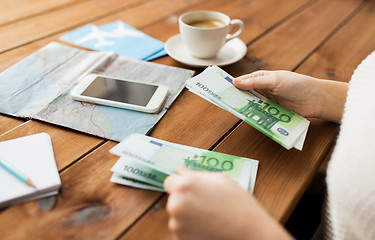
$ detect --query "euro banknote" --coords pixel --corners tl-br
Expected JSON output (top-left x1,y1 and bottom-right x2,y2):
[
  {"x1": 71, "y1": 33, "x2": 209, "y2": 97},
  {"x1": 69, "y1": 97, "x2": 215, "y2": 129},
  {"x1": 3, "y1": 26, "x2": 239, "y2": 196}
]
[
  {"x1": 111, "y1": 156, "x2": 167, "y2": 188},
  {"x1": 110, "y1": 134, "x2": 259, "y2": 193},
  {"x1": 110, "y1": 173, "x2": 164, "y2": 192},
  {"x1": 185, "y1": 66, "x2": 310, "y2": 150}
]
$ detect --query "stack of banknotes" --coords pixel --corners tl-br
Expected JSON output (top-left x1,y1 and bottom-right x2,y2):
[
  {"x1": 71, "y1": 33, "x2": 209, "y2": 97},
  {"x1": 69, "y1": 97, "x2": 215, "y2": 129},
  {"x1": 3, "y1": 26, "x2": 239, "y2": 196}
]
[
  {"x1": 109, "y1": 134, "x2": 259, "y2": 193},
  {"x1": 185, "y1": 66, "x2": 310, "y2": 150}
]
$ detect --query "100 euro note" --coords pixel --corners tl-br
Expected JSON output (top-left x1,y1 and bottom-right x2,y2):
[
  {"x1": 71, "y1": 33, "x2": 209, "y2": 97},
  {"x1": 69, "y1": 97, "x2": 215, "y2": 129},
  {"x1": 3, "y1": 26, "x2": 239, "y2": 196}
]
[
  {"x1": 110, "y1": 134, "x2": 259, "y2": 193},
  {"x1": 185, "y1": 66, "x2": 310, "y2": 150},
  {"x1": 111, "y1": 156, "x2": 167, "y2": 188},
  {"x1": 110, "y1": 173, "x2": 164, "y2": 192}
]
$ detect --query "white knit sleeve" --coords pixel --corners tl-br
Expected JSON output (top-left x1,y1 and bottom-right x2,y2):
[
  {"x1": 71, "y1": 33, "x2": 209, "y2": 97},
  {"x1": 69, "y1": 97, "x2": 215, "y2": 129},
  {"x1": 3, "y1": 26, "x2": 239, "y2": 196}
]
[{"x1": 325, "y1": 51, "x2": 375, "y2": 240}]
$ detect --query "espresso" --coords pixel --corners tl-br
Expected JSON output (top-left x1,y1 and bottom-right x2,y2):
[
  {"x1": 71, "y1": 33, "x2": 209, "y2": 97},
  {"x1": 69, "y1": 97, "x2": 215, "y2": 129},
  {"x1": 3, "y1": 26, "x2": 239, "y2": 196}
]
[{"x1": 187, "y1": 19, "x2": 225, "y2": 28}]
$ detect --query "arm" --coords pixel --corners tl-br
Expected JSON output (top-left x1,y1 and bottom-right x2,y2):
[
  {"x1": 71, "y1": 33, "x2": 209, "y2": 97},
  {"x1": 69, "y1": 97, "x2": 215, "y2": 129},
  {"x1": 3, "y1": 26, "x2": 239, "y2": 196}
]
[
  {"x1": 233, "y1": 70, "x2": 348, "y2": 123},
  {"x1": 164, "y1": 166, "x2": 294, "y2": 240},
  {"x1": 164, "y1": 71, "x2": 348, "y2": 240}
]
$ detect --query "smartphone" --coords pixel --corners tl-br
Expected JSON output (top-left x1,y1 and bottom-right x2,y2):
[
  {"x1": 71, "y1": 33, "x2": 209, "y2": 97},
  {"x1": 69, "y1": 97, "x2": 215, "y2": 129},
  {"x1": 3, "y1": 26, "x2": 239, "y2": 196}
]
[{"x1": 71, "y1": 74, "x2": 169, "y2": 113}]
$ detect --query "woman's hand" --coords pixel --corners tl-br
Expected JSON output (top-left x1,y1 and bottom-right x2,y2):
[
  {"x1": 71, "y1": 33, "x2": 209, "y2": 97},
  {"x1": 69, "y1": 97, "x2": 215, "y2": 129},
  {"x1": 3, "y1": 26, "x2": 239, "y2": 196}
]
[
  {"x1": 233, "y1": 70, "x2": 348, "y2": 123},
  {"x1": 164, "y1": 166, "x2": 293, "y2": 240}
]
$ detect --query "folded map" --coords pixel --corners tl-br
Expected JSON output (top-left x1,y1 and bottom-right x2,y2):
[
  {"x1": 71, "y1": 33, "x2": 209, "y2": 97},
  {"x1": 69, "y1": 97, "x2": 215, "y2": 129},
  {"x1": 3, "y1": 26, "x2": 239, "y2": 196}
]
[{"x1": 0, "y1": 42, "x2": 192, "y2": 141}]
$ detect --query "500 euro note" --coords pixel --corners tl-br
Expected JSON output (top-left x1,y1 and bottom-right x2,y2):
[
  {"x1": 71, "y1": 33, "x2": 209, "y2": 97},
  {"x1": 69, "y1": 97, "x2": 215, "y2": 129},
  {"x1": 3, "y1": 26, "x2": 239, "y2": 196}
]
[{"x1": 185, "y1": 66, "x2": 310, "y2": 150}]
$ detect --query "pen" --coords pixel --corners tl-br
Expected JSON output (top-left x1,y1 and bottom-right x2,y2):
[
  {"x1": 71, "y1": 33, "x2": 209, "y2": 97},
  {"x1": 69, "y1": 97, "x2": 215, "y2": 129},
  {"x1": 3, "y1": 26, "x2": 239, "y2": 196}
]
[{"x1": 0, "y1": 156, "x2": 36, "y2": 188}]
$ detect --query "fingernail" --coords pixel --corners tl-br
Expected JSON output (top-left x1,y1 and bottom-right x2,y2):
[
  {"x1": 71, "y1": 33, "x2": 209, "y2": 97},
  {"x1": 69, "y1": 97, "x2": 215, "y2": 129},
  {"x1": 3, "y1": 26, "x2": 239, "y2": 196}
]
[
  {"x1": 234, "y1": 77, "x2": 246, "y2": 83},
  {"x1": 178, "y1": 165, "x2": 188, "y2": 173}
]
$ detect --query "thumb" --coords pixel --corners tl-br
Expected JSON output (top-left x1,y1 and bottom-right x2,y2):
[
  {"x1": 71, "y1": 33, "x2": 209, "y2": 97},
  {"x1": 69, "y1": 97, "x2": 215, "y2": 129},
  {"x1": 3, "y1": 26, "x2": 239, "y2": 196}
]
[
  {"x1": 163, "y1": 166, "x2": 198, "y2": 193},
  {"x1": 177, "y1": 165, "x2": 207, "y2": 178},
  {"x1": 178, "y1": 165, "x2": 219, "y2": 179},
  {"x1": 177, "y1": 165, "x2": 193, "y2": 175},
  {"x1": 233, "y1": 71, "x2": 276, "y2": 90}
]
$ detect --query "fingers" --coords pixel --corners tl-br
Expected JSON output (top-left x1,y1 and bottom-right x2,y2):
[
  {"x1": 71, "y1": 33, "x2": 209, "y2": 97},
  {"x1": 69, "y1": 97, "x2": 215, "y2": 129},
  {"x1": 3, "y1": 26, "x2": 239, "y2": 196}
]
[
  {"x1": 177, "y1": 165, "x2": 189, "y2": 174},
  {"x1": 166, "y1": 193, "x2": 187, "y2": 219},
  {"x1": 233, "y1": 70, "x2": 280, "y2": 90},
  {"x1": 168, "y1": 217, "x2": 179, "y2": 233},
  {"x1": 164, "y1": 166, "x2": 195, "y2": 193},
  {"x1": 164, "y1": 174, "x2": 183, "y2": 194}
]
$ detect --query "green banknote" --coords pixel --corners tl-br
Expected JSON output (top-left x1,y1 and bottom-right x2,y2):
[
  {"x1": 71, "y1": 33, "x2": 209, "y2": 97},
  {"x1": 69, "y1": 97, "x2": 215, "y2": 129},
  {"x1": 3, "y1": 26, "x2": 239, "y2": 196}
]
[
  {"x1": 185, "y1": 66, "x2": 310, "y2": 150},
  {"x1": 110, "y1": 173, "x2": 164, "y2": 192},
  {"x1": 110, "y1": 134, "x2": 258, "y2": 193},
  {"x1": 111, "y1": 156, "x2": 168, "y2": 188}
]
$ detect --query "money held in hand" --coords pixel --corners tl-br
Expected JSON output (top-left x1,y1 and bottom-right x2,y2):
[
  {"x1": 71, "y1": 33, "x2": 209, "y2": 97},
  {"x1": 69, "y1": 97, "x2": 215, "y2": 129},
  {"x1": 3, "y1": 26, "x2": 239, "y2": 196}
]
[
  {"x1": 110, "y1": 134, "x2": 259, "y2": 193},
  {"x1": 185, "y1": 66, "x2": 310, "y2": 150}
]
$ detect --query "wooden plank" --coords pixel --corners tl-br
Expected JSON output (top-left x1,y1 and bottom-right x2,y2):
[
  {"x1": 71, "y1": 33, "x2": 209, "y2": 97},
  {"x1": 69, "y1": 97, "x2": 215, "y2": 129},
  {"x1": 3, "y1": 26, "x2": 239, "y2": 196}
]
[
  {"x1": 0, "y1": 114, "x2": 25, "y2": 135},
  {"x1": 0, "y1": 0, "x2": 148, "y2": 53},
  {"x1": 0, "y1": 120, "x2": 104, "y2": 170},
  {"x1": 151, "y1": 0, "x2": 361, "y2": 75},
  {"x1": 0, "y1": 0, "x2": 240, "y2": 158},
  {"x1": 216, "y1": 0, "x2": 373, "y2": 223},
  {"x1": 1, "y1": 1, "x2": 369, "y2": 239},
  {"x1": 0, "y1": 0, "x2": 301, "y2": 145},
  {"x1": 214, "y1": 0, "x2": 368, "y2": 223},
  {"x1": 122, "y1": 121, "x2": 338, "y2": 240},
  {"x1": 0, "y1": 0, "x2": 208, "y2": 54},
  {"x1": 215, "y1": 120, "x2": 338, "y2": 222},
  {"x1": 138, "y1": 0, "x2": 320, "y2": 147},
  {"x1": 0, "y1": 0, "x2": 221, "y2": 149},
  {"x1": 1, "y1": 0, "x2": 298, "y2": 71},
  {"x1": 0, "y1": 0, "x2": 206, "y2": 70},
  {"x1": 0, "y1": 0, "x2": 83, "y2": 26},
  {"x1": 0, "y1": 0, "x2": 233, "y2": 148},
  {"x1": 150, "y1": 91, "x2": 239, "y2": 148},
  {"x1": 0, "y1": 141, "x2": 163, "y2": 239},
  {"x1": 120, "y1": 0, "x2": 366, "y2": 239},
  {"x1": 90, "y1": 0, "x2": 246, "y2": 43},
  {"x1": 146, "y1": 0, "x2": 311, "y2": 146},
  {"x1": 91, "y1": 0, "x2": 205, "y2": 27},
  {"x1": 242, "y1": 0, "x2": 364, "y2": 74},
  {"x1": 125, "y1": 123, "x2": 337, "y2": 240},
  {"x1": 151, "y1": 0, "x2": 311, "y2": 67},
  {"x1": 145, "y1": 0, "x2": 311, "y2": 43},
  {"x1": 121, "y1": 197, "x2": 171, "y2": 240},
  {"x1": 0, "y1": 0, "x2": 240, "y2": 150},
  {"x1": 296, "y1": 2, "x2": 375, "y2": 81},
  {"x1": 0, "y1": 0, "x2": 239, "y2": 238}
]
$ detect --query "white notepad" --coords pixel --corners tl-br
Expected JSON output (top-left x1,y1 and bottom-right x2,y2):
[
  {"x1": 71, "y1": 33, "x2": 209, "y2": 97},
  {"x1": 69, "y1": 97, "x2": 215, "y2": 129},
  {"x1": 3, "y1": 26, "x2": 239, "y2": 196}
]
[{"x1": 0, "y1": 133, "x2": 61, "y2": 209}]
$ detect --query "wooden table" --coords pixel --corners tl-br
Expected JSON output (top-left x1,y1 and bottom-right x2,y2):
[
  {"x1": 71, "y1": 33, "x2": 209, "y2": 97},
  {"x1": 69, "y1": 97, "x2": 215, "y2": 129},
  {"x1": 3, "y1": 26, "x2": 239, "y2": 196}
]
[{"x1": 1, "y1": 0, "x2": 375, "y2": 239}]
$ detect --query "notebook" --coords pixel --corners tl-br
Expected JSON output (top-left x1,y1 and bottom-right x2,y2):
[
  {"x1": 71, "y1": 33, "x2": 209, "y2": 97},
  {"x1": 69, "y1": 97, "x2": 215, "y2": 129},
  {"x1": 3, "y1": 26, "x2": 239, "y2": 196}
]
[{"x1": 0, "y1": 133, "x2": 61, "y2": 209}]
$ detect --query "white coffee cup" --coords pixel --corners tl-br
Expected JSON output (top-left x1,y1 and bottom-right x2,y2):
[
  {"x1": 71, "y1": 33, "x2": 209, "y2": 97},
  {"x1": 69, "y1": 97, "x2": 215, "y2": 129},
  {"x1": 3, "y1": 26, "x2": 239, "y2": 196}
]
[{"x1": 179, "y1": 11, "x2": 244, "y2": 59}]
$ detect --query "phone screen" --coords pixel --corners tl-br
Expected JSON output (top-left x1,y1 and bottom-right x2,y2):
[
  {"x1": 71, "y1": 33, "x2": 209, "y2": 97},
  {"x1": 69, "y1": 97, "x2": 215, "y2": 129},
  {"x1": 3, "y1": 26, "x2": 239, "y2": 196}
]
[{"x1": 81, "y1": 77, "x2": 158, "y2": 107}]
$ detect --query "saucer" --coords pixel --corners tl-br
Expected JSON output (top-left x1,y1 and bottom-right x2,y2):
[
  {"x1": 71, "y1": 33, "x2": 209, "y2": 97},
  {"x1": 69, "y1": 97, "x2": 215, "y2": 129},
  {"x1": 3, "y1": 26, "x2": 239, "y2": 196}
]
[{"x1": 165, "y1": 34, "x2": 247, "y2": 67}]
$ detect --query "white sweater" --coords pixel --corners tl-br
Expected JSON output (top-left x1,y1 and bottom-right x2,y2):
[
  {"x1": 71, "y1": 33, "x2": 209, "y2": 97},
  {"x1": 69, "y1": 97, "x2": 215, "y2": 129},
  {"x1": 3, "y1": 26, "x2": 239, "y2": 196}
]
[{"x1": 324, "y1": 51, "x2": 375, "y2": 239}]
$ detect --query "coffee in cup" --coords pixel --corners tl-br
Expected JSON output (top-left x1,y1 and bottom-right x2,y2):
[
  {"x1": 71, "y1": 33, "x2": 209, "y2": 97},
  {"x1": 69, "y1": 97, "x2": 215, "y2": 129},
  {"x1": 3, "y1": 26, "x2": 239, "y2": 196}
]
[
  {"x1": 186, "y1": 19, "x2": 226, "y2": 28},
  {"x1": 179, "y1": 11, "x2": 244, "y2": 59}
]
